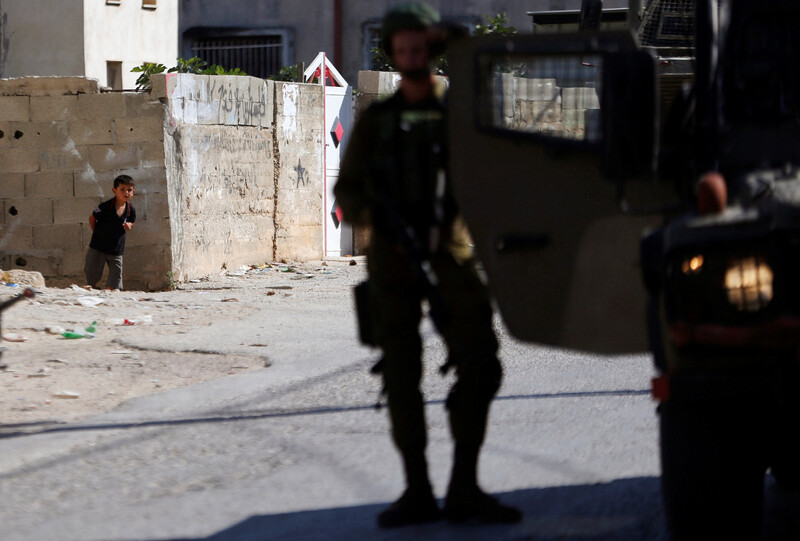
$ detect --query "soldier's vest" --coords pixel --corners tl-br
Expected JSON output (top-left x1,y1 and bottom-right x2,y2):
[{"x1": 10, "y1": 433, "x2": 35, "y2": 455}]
[{"x1": 367, "y1": 90, "x2": 457, "y2": 253}]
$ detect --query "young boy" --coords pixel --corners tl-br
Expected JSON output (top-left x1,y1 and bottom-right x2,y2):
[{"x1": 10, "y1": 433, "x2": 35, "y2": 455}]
[{"x1": 84, "y1": 175, "x2": 136, "y2": 290}]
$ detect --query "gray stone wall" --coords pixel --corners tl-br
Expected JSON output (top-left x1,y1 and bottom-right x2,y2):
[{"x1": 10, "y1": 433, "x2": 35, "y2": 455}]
[
  {"x1": 153, "y1": 73, "x2": 324, "y2": 279},
  {"x1": 498, "y1": 73, "x2": 601, "y2": 141},
  {"x1": 0, "y1": 74, "x2": 326, "y2": 290},
  {"x1": 0, "y1": 76, "x2": 171, "y2": 290}
]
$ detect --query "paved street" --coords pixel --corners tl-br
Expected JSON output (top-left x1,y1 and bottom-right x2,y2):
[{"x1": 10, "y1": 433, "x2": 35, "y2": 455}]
[{"x1": 4, "y1": 260, "x2": 794, "y2": 541}]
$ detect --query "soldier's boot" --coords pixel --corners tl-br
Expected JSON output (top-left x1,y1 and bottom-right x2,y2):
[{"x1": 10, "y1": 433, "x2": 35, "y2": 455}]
[
  {"x1": 377, "y1": 375, "x2": 441, "y2": 528},
  {"x1": 443, "y1": 359, "x2": 522, "y2": 524},
  {"x1": 443, "y1": 442, "x2": 522, "y2": 524}
]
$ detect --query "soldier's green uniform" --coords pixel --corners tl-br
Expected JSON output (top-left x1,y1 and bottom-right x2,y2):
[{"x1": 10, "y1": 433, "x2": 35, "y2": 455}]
[{"x1": 335, "y1": 8, "x2": 519, "y2": 523}]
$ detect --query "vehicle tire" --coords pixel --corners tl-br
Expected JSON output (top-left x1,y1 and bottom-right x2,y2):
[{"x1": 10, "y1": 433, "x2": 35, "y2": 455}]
[{"x1": 659, "y1": 394, "x2": 766, "y2": 541}]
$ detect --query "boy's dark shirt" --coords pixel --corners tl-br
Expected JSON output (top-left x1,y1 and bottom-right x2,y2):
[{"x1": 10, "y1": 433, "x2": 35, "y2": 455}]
[{"x1": 89, "y1": 198, "x2": 135, "y2": 255}]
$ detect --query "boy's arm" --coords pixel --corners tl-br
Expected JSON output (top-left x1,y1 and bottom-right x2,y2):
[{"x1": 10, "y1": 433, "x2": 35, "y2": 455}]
[
  {"x1": 89, "y1": 213, "x2": 96, "y2": 231},
  {"x1": 123, "y1": 205, "x2": 135, "y2": 230}
]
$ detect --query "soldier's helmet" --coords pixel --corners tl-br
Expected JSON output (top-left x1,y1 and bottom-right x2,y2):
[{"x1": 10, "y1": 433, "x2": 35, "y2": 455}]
[{"x1": 381, "y1": 1, "x2": 441, "y2": 55}]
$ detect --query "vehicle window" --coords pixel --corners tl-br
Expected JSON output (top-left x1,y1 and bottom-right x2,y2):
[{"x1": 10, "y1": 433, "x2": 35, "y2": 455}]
[{"x1": 479, "y1": 53, "x2": 603, "y2": 143}]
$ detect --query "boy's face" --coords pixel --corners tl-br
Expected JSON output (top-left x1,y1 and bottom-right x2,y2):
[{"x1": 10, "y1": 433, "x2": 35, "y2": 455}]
[{"x1": 113, "y1": 183, "x2": 135, "y2": 203}]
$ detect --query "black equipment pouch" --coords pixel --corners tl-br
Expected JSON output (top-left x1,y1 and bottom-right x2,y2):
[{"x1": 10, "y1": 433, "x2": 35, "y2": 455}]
[{"x1": 354, "y1": 280, "x2": 376, "y2": 346}]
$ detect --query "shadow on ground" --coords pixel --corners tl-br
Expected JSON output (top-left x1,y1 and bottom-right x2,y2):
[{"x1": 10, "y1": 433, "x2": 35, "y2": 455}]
[
  {"x1": 138, "y1": 474, "x2": 800, "y2": 541},
  {"x1": 153, "y1": 477, "x2": 669, "y2": 541}
]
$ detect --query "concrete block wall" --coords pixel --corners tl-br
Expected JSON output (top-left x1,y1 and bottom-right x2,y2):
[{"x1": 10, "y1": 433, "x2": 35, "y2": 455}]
[
  {"x1": 499, "y1": 73, "x2": 600, "y2": 140},
  {"x1": 0, "y1": 77, "x2": 171, "y2": 290},
  {"x1": 153, "y1": 73, "x2": 324, "y2": 280},
  {"x1": 1, "y1": 74, "x2": 327, "y2": 289},
  {"x1": 273, "y1": 82, "x2": 324, "y2": 262}
]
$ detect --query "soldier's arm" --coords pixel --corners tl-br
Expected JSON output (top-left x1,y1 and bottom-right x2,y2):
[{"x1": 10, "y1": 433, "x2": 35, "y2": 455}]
[{"x1": 334, "y1": 114, "x2": 373, "y2": 226}]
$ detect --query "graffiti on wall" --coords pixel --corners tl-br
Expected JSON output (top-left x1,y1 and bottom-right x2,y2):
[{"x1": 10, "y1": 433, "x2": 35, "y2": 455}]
[
  {"x1": 0, "y1": 2, "x2": 9, "y2": 76},
  {"x1": 294, "y1": 158, "x2": 309, "y2": 188}
]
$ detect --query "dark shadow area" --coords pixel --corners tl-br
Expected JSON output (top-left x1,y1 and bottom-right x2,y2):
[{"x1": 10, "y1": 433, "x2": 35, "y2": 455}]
[
  {"x1": 0, "y1": 389, "x2": 650, "y2": 439},
  {"x1": 129, "y1": 474, "x2": 800, "y2": 541},
  {"x1": 142, "y1": 478, "x2": 669, "y2": 541}
]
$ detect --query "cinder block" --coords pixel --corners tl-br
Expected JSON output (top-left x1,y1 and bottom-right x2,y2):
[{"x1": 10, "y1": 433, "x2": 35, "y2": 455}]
[
  {"x1": 248, "y1": 77, "x2": 267, "y2": 102},
  {"x1": 0, "y1": 121, "x2": 9, "y2": 148},
  {"x1": 54, "y1": 196, "x2": 102, "y2": 225},
  {"x1": 67, "y1": 119, "x2": 115, "y2": 145},
  {"x1": 169, "y1": 97, "x2": 199, "y2": 124},
  {"x1": 88, "y1": 143, "x2": 139, "y2": 172},
  {"x1": 124, "y1": 245, "x2": 172, "y2": 289},
  {"x1": 39, "y1": 145, "x2": 87, "y2": 171},
  {"x1": 195, "y1": 76, "x2": 214, "y2": 102},
  {"x1": 196, "y1": 99, "x2": 221, "y2": 125},
  {"x1": 3, "y1": 199, "x2": 53, "y2": 225},
  {"x1": 8, "y1": 121, "x2": 69, "y2": 149},
  {"x1": 0, "y1": 223, "x2": 34, "y2": 249},
  {"x1": 33, "y1": 223, "x2": 83, "y2": 249},
  {"x1": 219, "y1": 100, "x2": 238, "y2": 125},
  {"x1": 239, "y1": 101, "x2": 271, "y2": 127},
  {"x1": 0, "y1": 147, "x2": 41, "y2": 173},
  {"x1": 298, "y1": 85, "x2": 323, "y2": 110},
  {"x1": 125, "y1": 93, "x2": 166, "y2": 118},
  {"x1": 77, "y1": 93, "x2": 128, "y2": 120},
  {"x1": 171, "y1": 74, "x2": 199, "y2": 101},
  {"x1": 25, "y1": 172, "x2": 73, "y2": 199},
  {"x1": 126, "y1": 222, "x2": 171, "y2": 247},
  {"x1": 114, "y1": 117, "x2": 165, "y2": 143},
  {"x1": 182, "y1": 99, "x2": 199, "y2": 124},
  {"x1": 357, "y1": 71, "x2": 402, "y2": 95},
  {"x1": 11, "y1": 253, "x2": 61, "y2": 277},
  {"x1": 561, "y1": 87, "x2": 600, "y2": 110},
  {"x1": 0, "y1": 96, "x2": 30, "y2": 121},
  {"x1": 149, "y1": 73, "x2": 178, "y2": 100},
  {"x1": 139, "y1": 141, "x2": 166, "y2": 167},
  {"x1": 0, "y1": 173, "x2": 25, "y2": 198},
  {"x1": 30, "y1": 95, "x2": 80, "y2": 121},
  {"x1": 74, "y1": 167, "x2": 108, "y2": 198},
  {"x1": 0, "y1": 77, "x2": 100, "y2": 97}
]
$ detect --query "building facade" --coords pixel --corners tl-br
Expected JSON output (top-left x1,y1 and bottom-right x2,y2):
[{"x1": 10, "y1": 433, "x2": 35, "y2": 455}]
[
  {"x1": 0, "y1": 0, "x2": 178, "y2": 90},
  {"x1": 179, "y1": 0, "x2": 539, "y2": 86}
]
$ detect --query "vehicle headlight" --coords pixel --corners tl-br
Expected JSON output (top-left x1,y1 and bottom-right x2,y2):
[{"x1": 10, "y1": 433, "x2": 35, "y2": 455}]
[{"x1": 724, "y1": 257, "x2": 773, "y2": 311}]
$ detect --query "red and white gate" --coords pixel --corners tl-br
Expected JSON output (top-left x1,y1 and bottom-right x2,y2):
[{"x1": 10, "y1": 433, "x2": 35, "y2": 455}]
[{"x1": 304, "y1": 53, "x2": 353, "y2": 258}]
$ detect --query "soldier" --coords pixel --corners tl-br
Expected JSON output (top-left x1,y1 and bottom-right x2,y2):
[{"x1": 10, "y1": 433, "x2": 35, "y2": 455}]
[{"x1": 334, "y1": 1, "x2": 522, "y2": 528}]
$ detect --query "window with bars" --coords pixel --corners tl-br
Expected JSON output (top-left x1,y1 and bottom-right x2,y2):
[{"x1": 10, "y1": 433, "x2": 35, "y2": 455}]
[
  {"x1": 362, "y1": 22, "x2": 385, "y2": 71},
  {"x1": 186, "y1": 29, "x2": 292, "y2": 80}
]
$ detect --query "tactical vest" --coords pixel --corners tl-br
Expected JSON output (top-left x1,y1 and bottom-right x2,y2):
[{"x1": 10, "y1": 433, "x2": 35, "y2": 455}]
[{"x1": 366, "y1": 89, "x2": 458, "y2": 253}]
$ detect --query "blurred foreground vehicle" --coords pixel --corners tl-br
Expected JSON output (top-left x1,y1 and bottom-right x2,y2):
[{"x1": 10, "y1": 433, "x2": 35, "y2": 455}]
[{"x1": 447, "y1": 1, "x2": 800, "y2": 539}]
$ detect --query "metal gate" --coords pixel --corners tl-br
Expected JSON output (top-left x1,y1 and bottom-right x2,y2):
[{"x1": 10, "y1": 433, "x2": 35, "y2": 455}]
[{"x1": 304, "y1": 53, "x2": 353, "y2": 258}]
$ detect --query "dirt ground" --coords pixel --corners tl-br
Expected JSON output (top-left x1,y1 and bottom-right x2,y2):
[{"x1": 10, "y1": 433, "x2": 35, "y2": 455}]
[{"x1": 0, "y1": 260, "x2": 363, "y2": 432}]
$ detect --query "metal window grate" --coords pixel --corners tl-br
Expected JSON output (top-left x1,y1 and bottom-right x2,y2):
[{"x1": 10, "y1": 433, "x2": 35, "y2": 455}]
[
  {"x1": 190, "y1": 36, "x2": 284, "y2": 79},
  {"x1": 638, "y1": 0, "x2": 695, "y2": 48}
]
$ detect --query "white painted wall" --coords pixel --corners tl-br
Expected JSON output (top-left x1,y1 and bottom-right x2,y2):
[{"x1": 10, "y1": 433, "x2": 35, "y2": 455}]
[
  {"x1": 0, "y1": 0, "x2": 84, "y2": 78},
  {"x1": 84, "y1": 0, "x2": 178, "y2": 89}
]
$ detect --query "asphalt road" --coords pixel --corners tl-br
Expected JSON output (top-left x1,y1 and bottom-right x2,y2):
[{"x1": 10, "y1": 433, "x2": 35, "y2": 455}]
[{"x1": 1, "y1": 265, "x2": 796, "y2": 541}]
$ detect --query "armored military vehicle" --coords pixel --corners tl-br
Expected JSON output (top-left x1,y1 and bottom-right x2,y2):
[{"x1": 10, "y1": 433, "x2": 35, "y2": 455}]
[{"x1": 447, "y1": 1, "x2": 800, "y2": 538}]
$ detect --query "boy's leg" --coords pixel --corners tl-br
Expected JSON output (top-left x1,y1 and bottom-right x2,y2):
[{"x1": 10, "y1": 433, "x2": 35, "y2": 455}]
[
  {"x1": 84, "y1": 248, "x2": 104, "y2": 288},
  {"x1": 105, "y1": 255, "x2": 123, "y2": 289}
]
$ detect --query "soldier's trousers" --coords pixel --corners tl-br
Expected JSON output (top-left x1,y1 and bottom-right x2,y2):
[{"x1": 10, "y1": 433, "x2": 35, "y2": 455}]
[{"x1": 367, "y1": 239, "x2": 502, "y2": 489}]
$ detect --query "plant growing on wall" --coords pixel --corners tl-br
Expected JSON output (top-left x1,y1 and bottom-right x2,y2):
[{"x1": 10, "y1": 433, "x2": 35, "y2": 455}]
[
  {"x1": 474, "y1": 12, "x2": 517, "y2": 36},
  {"x1": 268, "y1": 65, "x2": 299, "y2": 82},
  {"x1": 132, "y1": 57, "x2": 247, "y2": 91}
]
